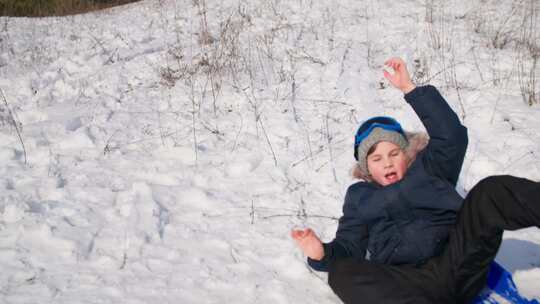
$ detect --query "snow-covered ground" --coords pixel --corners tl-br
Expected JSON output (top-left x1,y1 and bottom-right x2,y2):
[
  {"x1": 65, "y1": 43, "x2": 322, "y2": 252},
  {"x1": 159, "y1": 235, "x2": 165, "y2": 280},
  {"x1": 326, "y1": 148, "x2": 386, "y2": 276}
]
[{"x1": 0, "y1": 0, "x2": 539, "y2": 302}]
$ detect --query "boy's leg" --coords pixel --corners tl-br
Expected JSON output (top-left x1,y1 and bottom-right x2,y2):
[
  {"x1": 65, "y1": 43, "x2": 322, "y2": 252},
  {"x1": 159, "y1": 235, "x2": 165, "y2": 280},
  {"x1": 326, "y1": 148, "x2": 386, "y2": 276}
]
[
  {"x1": 440, "y1": 175, "x2": 540, "y2": 303},
  {"x1": 328, "y1": 258, "x2": 446, "y2": 304}
]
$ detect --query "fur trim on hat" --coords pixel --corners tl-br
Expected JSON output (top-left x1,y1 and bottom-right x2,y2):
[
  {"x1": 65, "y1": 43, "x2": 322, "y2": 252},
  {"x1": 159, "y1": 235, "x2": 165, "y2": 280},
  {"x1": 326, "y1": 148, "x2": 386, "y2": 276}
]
[{"x1": 351, "y1": 132, "x2": 429, "y2": 182}]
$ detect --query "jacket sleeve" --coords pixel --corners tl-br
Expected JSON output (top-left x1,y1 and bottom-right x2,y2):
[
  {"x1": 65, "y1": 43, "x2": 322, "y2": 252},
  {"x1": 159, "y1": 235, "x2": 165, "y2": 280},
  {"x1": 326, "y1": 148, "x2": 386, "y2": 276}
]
[
  {"x1": 307, "y1": 185, "x2": 369, "y2": 272},
  {"x1": 404, "y1": 85, "x2": 468, "y2": 186}
]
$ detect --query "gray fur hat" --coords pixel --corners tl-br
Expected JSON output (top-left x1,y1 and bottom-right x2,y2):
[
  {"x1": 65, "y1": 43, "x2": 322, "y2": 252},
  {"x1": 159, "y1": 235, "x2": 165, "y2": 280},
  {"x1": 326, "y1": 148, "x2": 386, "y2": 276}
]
[{"x1": 356, "y1": 127, "x2": 409, "y2": 175}]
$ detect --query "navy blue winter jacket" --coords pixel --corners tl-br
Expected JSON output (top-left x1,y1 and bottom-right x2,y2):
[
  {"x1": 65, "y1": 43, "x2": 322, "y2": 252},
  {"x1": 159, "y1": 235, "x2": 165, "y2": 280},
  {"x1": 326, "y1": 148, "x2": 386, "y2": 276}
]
[{"x1": 309, "y1": 85, "x2": 468, "y2": 271}]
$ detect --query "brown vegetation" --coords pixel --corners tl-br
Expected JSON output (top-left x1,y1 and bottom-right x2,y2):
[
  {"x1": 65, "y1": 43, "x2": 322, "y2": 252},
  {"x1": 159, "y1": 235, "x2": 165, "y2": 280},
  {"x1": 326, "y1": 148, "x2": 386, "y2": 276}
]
[{"x1": 0, "y1": 0, "x2": 141, "y2": 17}]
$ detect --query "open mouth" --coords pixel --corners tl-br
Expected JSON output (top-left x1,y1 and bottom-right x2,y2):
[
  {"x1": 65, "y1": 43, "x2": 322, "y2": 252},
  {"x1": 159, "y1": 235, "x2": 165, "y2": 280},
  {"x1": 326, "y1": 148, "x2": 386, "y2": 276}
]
[{"x1": 384, "y1": 172, "x2": 399, "y2": 182}]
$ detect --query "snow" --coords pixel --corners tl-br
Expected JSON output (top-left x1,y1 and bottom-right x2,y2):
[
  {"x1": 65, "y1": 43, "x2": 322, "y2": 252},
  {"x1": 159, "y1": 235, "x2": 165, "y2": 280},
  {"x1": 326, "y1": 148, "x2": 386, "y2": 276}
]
[{"x1": 0, "y1": 0, "x2": 539, "y2": 303}]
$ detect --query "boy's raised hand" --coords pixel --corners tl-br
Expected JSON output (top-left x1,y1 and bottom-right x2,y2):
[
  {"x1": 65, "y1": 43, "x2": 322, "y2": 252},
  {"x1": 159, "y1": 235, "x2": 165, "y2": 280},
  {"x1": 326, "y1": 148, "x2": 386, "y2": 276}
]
[
  {"x1": 383, "y1": 57, "x2": 416, "y2": 94},
  {"x1": 291, "y1": 228, "x2": 325, "y2": 261}
]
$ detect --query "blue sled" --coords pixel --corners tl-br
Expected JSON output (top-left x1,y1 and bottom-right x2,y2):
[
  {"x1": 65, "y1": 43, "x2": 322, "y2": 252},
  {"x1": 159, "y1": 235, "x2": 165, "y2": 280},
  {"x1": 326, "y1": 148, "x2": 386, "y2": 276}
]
[{"x1": 472, "y1": 261, "x2": 539, "y2": 304}]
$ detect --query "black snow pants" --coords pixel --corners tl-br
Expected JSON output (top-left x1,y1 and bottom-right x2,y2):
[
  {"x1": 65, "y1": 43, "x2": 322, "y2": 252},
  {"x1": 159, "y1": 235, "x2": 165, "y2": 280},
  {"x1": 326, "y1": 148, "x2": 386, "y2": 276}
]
[{"x1": 328, "y1": 175, "x2": 540, "y2": 304}]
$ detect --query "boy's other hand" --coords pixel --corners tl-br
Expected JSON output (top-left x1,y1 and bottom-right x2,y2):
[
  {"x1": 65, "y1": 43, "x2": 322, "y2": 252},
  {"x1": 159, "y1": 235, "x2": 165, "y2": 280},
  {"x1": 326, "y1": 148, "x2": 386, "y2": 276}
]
[
  {"x1": 291, "y1": 228, "x2": 325, "y2": 261},
  {"x1": 383, "y1": 57, "x2": 416, "y2": 94}
]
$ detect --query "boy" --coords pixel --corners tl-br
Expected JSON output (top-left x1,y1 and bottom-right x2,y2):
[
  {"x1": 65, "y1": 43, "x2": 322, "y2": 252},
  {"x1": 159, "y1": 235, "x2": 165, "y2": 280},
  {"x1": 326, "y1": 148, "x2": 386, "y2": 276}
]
[{"x1": 291, "y1": 58, "x2": 540, "y2": 303}]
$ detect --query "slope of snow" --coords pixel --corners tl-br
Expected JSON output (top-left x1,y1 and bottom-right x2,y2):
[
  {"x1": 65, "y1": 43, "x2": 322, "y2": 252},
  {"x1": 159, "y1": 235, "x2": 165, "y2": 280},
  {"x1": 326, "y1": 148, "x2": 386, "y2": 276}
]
[{"x1": 0, "y1": 0, "x2": 539, "y2": 302}]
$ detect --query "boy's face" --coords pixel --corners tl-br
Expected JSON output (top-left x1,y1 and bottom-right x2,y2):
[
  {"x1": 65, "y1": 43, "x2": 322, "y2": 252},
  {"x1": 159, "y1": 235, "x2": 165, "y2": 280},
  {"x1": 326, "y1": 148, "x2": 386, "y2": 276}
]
[{"x1": 366, "y1": 141, "x2": 409, "y2": 186}]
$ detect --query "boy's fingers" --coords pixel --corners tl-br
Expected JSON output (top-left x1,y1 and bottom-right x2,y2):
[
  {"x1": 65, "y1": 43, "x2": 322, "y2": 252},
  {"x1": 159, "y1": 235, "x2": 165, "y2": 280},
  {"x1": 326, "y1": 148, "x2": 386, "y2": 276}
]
[
  {"x1": 300, "y1": 228, "x2": 314, "y2": 239},
  {"x1": 383, "y1": 70, "x2": 391, "y2": 80},
  {"x1": 306, "y1": 228, "x2": 318, "y2": 240},
  {"x1": 291, "y1": 228, "x2": 312, "y2": 239},
  {"x1": 385, "y1": 57, "x2": 398, "y2": 65},
  {"x1": 384, "y1": 71, "x2": 397, "y2": 84}
]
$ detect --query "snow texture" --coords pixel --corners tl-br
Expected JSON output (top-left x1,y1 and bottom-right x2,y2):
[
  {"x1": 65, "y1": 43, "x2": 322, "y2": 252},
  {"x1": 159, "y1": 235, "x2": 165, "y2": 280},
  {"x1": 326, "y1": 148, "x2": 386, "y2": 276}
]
[{"x1": 0, "y1": 0, "x2": 539, "y2": 303}]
